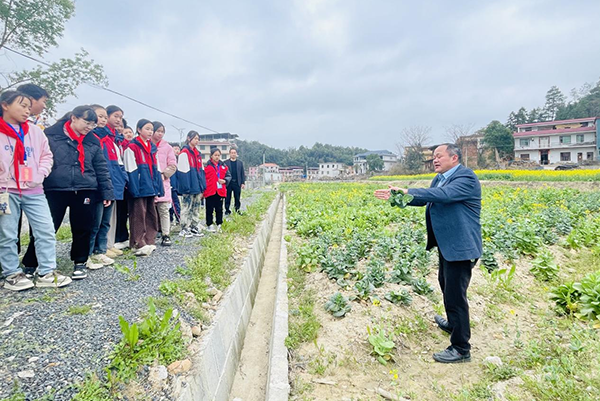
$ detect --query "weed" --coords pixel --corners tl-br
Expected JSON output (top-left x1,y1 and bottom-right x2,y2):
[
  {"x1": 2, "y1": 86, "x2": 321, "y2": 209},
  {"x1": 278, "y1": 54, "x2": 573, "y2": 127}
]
[
  {"x1": 367, "y1": 325, "x2": 395, "y2": 365},
  {"x1": 68, "y1": 305, "x2": 92, "y2": 315},
  {"x1": 113, "y1": 261, "x2": 140, "y2": 281}
]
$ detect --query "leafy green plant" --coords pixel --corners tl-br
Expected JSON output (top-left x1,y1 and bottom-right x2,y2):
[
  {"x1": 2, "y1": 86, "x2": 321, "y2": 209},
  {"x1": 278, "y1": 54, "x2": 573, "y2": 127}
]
[
  {"x1": 530, "y1": 250, "x2": 559, "y2": 281},
  {"x1": 384, "y1": 289, "x2": 412, "y2": 306},
  {"x1": 411, "y1": 277, "x2": 433, "y2": 295},
  {"x1": 574, "y1": 271, "x2": 600, "y2": 321},
  {"x1": 488, "y1": 263, "x2": 517, "y2": 291},
  {"x1": 549, "y1": 281, "x2": 581, "y2": 315},
  {"x1": 68, "y1": 305, "x2": 92, "y2": 315},
  {"x1": 114, "y1": 261, "x2": 140, "y2": 281},
  {"x1": 389, "y1": 190, "x2": 414, "y2": 208},
  {"x1": 367, "y1": 326, "x2": 395, "y2": 365},
  {"x1": 324, "y1": 292, "x2": 352, "y2": 317},
  {"x1": 354, "y1": 277, "x2": 375, "y2": 300}
]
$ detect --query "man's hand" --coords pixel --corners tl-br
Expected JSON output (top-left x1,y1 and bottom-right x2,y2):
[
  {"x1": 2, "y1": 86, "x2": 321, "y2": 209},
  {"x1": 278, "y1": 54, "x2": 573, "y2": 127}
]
[
  {"x1": 374, "y1": 185, "x2": 406, "y2": 200},
  {"x1": 241, "y1": 184, "x2": 245, "y2": 189},
  {"x1": 218, "y1": 179, "x2": 226, "y2": 184},
  {"x1": 103, "y1": 200, "x2": 112, "y2": 207}
]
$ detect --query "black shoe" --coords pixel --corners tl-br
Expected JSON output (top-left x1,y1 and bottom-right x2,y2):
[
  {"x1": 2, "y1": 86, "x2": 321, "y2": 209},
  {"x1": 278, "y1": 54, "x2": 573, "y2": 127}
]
[
  {"x1": 236, "y1": 210, "x2": 243, "y2": 216},
  {"x1": 434, "y1": 315, "x2": 453, "y2": 334},
  {"x1": 72, "y1": 265, "x2": 87, "y2": 280},
  {"x1": 161, "y1": 235, "x2": 172, "y2": 247},
  {"x1": 225, "y1": 210, "x2": 232, "y2": 216},
  {"x1": 433, "y1": 346, "x2": 471, "y2": 363}
]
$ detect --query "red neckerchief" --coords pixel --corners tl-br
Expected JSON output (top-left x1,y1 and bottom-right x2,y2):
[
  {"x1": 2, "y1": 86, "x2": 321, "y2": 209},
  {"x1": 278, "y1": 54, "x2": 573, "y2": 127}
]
[
  {"x1": 65, "y1": 121, "x2": 86, "y2": 175},
  {"x1": 136, "y1": 137, "x2": 154, "y2": 177},
  {"x1": 106, "y1": 124, "x2": 116, "y2": 137},
  {"x1": 0, "y1": 117, "x2": 30, "y2": 193}
]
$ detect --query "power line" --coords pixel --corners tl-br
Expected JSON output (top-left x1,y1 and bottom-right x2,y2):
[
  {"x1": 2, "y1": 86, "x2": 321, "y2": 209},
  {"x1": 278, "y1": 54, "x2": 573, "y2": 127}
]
[{"x1": 3, "y1": 46, "x2": 220, "y2": 133}]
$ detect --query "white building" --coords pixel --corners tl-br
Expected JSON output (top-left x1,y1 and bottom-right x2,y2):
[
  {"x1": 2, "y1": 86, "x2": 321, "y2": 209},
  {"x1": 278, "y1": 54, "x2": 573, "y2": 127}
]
[
  {"x1": 319, "y1": 162, "x2": 346, "y2": 178},
  {"x1": 306, "y1": 167, "x2": 319, "y2": 180},
  {"x1": 353, "y1": 150, "x2": 398, "y2": 174},
  {"x1": 513, "y1": 117, "x2": 600, "y2": 164},
  {"x1": 280, "y1": 166, "x2": 304, "y2": 181}
]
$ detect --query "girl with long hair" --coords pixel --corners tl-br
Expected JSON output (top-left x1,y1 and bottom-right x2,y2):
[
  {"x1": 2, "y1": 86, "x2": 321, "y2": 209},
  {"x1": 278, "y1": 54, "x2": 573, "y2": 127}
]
[
  {"x1": 176, "y1": 131, "x2": 206, "y2": 238},
  {"x1": 151, "y1": 122, "x2": 177, "y2": 246},
  {"x1": 204, "y1": 147, "x2": 230, "y2": 232}
]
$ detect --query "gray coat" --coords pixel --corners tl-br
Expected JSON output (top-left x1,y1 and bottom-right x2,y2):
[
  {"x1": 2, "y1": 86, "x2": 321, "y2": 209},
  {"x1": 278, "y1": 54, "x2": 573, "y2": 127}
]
[{"x1": 407, "y1": 164, "x2": 482, "y2": 262}]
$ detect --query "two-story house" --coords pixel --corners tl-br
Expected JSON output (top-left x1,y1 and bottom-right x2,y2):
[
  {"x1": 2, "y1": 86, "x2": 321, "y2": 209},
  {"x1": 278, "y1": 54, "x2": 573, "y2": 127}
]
[
  {"x1": 513, "y1": 117, "x2": 600, "y2": 164},
  {"x1": 353, "y1": 150, "x2": 398, "y2": 174}
]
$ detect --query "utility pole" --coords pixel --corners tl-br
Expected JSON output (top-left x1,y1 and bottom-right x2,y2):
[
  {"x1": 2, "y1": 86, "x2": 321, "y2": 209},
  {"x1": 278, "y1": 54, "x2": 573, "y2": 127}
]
[{"x1": 172, "y1": 125, "x2": 185, "y2": 146}]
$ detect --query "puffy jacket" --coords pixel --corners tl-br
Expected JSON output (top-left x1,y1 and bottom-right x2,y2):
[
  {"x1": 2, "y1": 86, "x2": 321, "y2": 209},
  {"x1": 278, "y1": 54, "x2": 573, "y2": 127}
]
[
  {"x1": 123, "y1": 137, "x2": 164, "y2": 198},
  {"x1": 43, "y1": 121, "x2": 114, "y2": 201},
  {"x1": 154, "y1": 140, "x2": 176, "y2": 203},
  {"x1": 93, "y1": 126, "x2": 128, "y2": 200},
  {"x1": 176, "y1": 145, "x2": 206, "y2": 195},
  {"x1": 204, "y1": 160, "x2": 231, "y2": 198},
  {"x1": 0, "y1": 121, "x2": 53, "y2": 195}
]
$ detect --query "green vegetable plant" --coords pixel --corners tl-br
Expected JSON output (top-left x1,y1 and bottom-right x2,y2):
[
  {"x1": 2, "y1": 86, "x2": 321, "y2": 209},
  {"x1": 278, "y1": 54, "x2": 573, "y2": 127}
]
[
  {"x1": 389, "y1": 190, "x2": 414, "y2": 208},
  {"x1": 530, "y1": 250, "x2": 559, "y2": 281},
  {"x1": 411, "y1": 277, "x2": 433, "y2": 295},
  {"x1": 574, "y1": 271, "x2": 600, "y2": 321},
  {"x1": 324, "y1": 292, "x2": 352, "y2": 317},
  {"x1": 384, "y1": 289, "x2": 413, "y2": 306},
  {"x1": 549, "y1": 281, "x2": 581, "y2": 315},
  {"x1": 367, "y1": 325, "x2": 395, "y2": 365}
]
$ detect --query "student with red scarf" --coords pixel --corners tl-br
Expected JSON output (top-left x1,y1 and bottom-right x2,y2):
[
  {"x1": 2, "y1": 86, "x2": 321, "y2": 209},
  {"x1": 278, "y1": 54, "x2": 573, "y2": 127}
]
[
  {"x1": 176, "y1": 131, "x2": 206, "y2": 238},
  {"x1": 123, "y1": 119, "x2": 164, "y2": 256},
  {"x1": 22, "y1": 106, "x2": 114, "y2": 280},
  {"x1": 0, "y1": 91, "x2": 71, "y2": 291},
  {"x1": 204, "y1": 147, "x2": 231, "y2": 233},
  {"x1": 151, "y1": 121, "x2": 177, "y2": 246}
]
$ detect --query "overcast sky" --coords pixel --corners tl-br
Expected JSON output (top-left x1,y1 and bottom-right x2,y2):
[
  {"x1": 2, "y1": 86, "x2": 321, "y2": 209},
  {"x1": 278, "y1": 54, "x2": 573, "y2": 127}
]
[{"x1": 4, "y1": 0, "x2": 600, "y2": 151}]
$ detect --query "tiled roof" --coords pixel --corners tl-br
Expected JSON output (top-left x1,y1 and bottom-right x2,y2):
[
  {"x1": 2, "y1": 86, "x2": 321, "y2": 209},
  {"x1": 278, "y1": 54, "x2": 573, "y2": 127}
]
[
  {"x1": 516, "y1": 117, "x2": 598, "y2": 128},
  {"x1": 513, "y1": 126, "x2": 595, "y2": 137}
]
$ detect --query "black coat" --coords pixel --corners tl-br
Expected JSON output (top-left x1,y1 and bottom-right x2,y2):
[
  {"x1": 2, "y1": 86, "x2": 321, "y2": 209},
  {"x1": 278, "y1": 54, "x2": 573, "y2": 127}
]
[
  {"x1": 43, "y1": 121, "x2": 114, "y2": 201},
  {"x1": 224, "y1": 158, "x2": 245, "y2": 186}
]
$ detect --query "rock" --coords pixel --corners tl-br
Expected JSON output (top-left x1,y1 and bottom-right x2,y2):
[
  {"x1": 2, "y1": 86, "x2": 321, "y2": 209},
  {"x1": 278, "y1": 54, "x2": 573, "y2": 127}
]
[
  {"x1": 179, "y1": 319, "x2": 193, "y2": 340},
  {"x1": 485, "y1": 356, "x2": 503, "y2": 366},
  {"x1": 3, "y1": 311, "x2": 25, "y2": 327},
  {"x1": 1, "y1": 329, "x2": 12, "y2": 336},
  {"x1": 207, "y1": 287, "x2": 218, "y2": 296},
  {"x1": 191, "y1": 326, "x2": 202, "y2": 337},
  {"x1": 168, "y1": 359, "x2": 192, "y2": 375},
  {"x1": 213, "y1": 290, "x2": 223, "y2": 303},
  {"x1": 201, "y1": 302, "x2": 211, "y2": 309},
  {"x1": 17, "y1": 370, "x2": 35, "y2": 379},
  {"x1": 28, "y1": 357, "x2": 39, "y2": 363},
  {"x1": 7, "y1": 356, "x2": 15, "y2": 362},
  {"x1": 148, "y1": 365, "x2": 168, "y2": 384},
  {"x1": 491, "y1": 376, "x2": 524, "y2": 400}
]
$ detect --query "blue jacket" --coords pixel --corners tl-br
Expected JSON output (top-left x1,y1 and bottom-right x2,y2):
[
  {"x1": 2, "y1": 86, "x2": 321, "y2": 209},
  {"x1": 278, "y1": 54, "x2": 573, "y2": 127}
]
[
  {"x1": 407, "y1": 164, "x2": 482, "y2": 262},
  {"x1": 176, "y1": 146, "x2": 206, "y2": 195},
  {"x1": 93, "y1": 127, "x2": 128, "y2": 200},
  {"x1": 123, "y1": 138, "x2": 164, "y2": 198}
]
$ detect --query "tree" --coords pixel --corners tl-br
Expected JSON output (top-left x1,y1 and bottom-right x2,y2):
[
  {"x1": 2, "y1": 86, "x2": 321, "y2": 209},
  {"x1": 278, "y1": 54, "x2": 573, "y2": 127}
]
[
  {"x1": 366, "y1": 154, "x2": 384, "y2": 172},
  {"x1": 543, "y1": 85, "x2": 566, "y2": 121},
  {"x1": 506, "y1": 107, "x2": 528, "y2": 132},
  {"x1": 0, "y1": 0, "x2": 107, "y2": 114},
  {"x1": 445, "y1": 123, "x2": 475, "y2": 143},
  {"x1": 398, "y1": 126, "x2": 431, "y2": 173},
  {"x1": 482, "y1": 120, "x2": 514, "y2": 160},
  {"x1": 556, "y1": 78, "x2": 600, "y2": 120}
]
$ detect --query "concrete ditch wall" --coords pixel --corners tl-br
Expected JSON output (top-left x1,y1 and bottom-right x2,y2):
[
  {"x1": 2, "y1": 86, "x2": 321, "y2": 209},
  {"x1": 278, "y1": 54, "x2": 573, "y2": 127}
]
[{"x1": 174, "y1": 193, "x2": 281, "y2": 401}]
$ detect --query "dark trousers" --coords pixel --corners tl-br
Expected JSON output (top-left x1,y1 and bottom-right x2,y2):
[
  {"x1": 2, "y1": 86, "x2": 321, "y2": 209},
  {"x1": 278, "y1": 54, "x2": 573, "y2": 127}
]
[
  {"x1": 23, "y1": 190, "x2": 96, "y2": 269},
  {"x1": 438, "y1": 252, "x2": 477, "y2": 354},
  {"x1": 128, "y1": 196, "x2": 158, "y2": 249},
  {"x1": 205, "y1": 194, "x2": 223, "y2": 226},
  {"x1": 170, "y1": 189, "x2": 181, "y2": 223},
  {"x1": 225, "y1": 182, "x2": 242, "y2": 213},
  {"x1": 115, "y1": 195, "x2": 129, "y2": 243}
]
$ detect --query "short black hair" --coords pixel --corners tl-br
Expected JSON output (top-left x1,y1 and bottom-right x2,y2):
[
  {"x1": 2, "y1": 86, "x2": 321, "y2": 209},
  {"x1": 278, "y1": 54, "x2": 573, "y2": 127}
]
[
  {"x1": 16, "y1": 84, "x2": 48, "y2": 100},
  {"x1": 106, "y1": 105, "x2": 123, "y2": 116},
  {"x1": 0, "y1": 91, "x2": 32, "y2": 117},
  {"x1": 437, "y1": 143, "x2": 462, "y2": 163}
]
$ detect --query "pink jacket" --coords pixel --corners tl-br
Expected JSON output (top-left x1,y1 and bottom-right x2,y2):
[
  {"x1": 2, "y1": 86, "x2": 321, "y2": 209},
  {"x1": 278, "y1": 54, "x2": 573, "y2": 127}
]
[
  {"x1": 154, "y1": 140, "x2": 177, "y2": 203},
  {"x1": 0, "y1": 122, "x2": 53, "y2": 195}
]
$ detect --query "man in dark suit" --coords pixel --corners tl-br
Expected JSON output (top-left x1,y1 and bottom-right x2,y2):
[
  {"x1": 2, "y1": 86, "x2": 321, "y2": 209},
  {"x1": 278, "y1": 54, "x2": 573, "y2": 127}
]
[
  {"x1": 375, "y1": 143, "x2": 482, "y2": 363},
  {"x1": 224, "y1": 147, "x2": 246, "y2": 215}
]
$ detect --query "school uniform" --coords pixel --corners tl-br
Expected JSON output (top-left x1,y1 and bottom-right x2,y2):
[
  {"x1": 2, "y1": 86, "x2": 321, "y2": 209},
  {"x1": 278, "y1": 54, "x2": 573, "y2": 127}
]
[
  {"x1": 176, "y1": 145, "x2": 206, "y2": 232},
  {"x1": 204, "y1": 160, "x2": 231, "y2": 227}
]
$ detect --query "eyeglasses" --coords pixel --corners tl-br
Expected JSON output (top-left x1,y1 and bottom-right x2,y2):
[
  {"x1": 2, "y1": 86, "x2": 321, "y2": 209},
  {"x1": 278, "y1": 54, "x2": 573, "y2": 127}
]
[{"x1": 83, "y1": 120, "x2": 97, "y2": 129}]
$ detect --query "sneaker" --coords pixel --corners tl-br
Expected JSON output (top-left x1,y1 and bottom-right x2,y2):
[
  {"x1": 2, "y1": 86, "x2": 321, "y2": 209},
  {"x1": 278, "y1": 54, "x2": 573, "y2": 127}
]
[
  {"x1": 36, "y1": 272, "x2": 72, "y2": 288},
  {"x1": 4, "y1": 273, "x2": 34, "y2": 291},
  {"x1": 91, "y1": 254, "x2": 114, "y2": 266},
  {"x1": 134, "y1": 245, "x2": 153, "y2": 257},
  {"x1": 178, "y1": 229, "x2": 194, "y2": 238},
  {"x1": 206, "y1": 225, "x2": 216, "y2": 233},
  {"x1": 148, "y1": 245, "x2": 157, "y2": 252},
  {"x1": 161, "y1": 235, "x2": 172, "y2": 246},
  {"x1": 190, "y1": 228, "x2": 204, "y2": 237},
  {"x1": 114, "y1": 241, "x2": 129, "y2": 250},
  {"x1": 108, "y1": 248, "x2": 124, "y2": 256},
  {"x1": 215, "y1": 225, "x2": 222, "y2": 233},
  {"x1": 72, "y1": 265, "x2": 88, "y2": 280},
  {"x1": 105, "y1": 249, "x2": 119, "y2": 258},
  {"x1": 225, "y1": 210, "x2": 232, "y2": 216},
  {"x1": 86, "y1": 259, "x2": 104, "y2": 270}
]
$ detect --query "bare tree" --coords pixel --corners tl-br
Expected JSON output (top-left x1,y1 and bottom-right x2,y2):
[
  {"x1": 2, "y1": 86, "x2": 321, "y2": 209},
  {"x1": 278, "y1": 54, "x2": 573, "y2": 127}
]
[
  {"x1": 397, "y1": 126, "x2": 432, "y2": 172},
  {"x1": 445, "y1": 123, "x2": 475, "y2": 144}
]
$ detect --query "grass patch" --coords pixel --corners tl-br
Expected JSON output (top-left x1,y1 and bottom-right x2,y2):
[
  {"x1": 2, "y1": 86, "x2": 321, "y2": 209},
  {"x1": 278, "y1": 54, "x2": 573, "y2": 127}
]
[
  {"x1": 68, "y1": 305, "x2": 92, "y2": 315},
  {"x1": 56, "y1": 225, "x2": 73, "y2": 242}
]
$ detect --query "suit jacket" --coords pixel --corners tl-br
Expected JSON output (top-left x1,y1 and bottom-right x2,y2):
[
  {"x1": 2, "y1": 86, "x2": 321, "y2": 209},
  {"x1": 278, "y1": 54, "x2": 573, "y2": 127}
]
[
  {"x1": 407, "y1": 164, "x2": 482, "y2": 262},
  {"x1": 224, "y1": 158, "x2": 245, "y2": 186}
]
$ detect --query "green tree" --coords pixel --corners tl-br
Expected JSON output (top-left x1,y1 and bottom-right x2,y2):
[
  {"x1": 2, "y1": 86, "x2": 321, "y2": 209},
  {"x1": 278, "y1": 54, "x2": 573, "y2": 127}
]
[
  {"x1": 543, "y1": 85, "x2": 566, "y2": 121},
  {"x1": 0, "y1": 0, "x2": 107, "y2": 114},
  {"x1": 556, "y1": 78, "x2": 600, "y2": 120},
  {"x1": 483, "y1": 120, "x2": 514, "y2": 160},
  {"x1": 366, "y1": 154, "x2": 384, "y2": 172}
]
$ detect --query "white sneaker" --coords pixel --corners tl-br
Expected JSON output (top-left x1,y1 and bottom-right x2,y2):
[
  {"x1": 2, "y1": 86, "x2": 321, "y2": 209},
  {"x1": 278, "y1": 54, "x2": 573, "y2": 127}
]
[
  {"x1": 179, "y1": 229, "x2": 194, "y2": 238},
  {"x1": 108, "y1": 248, "x2": 124, "y2": 256},
  {"x1": 4, "y1": 273, "x2": 34, "y2": 291},
  {"x1": 134, "y1": 245, "x2": 153, "y2": 256},
  {"x1": 148, "y1": 245, "x2": 157, "y2": 252},
  {"x1": 86, "y1": 259, "x2": 104, "y2": 270},
  {"x1": 36, "y1": 272, "x2": 72, "y2": 288},
  {"x1": 206, "y1": 225, "x2": 216, "y2": 233},
  {"x1": 190, "y1": 227, "x2": 204, "y2": 237},
  {"x1": 91, "y1": 254, "x2": 114, "y2": 266},
  {"x1": 114, "y1": 241, "x2": 129, "y2": 250}
]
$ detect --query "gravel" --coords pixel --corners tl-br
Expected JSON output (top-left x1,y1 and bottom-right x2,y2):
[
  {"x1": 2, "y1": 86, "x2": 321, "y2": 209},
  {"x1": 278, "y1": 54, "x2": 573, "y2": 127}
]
[{"x1": 0, "y1": 191, "x2": 265, "y2": 400}]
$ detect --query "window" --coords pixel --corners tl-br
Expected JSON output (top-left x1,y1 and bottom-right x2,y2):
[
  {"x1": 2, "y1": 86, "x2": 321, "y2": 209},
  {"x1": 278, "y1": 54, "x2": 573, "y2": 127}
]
[
  {"x1": 524, "y1": 127, "x2": 532, "y2": 132},
  {"x1": 560, "y1": 152, "x2": 571, "y2": 161},
  {"x1": 587, "y1": 152, "x2": 594, "y2": 160},
  {"x1": 560, "y1": 136, "x2": 571, "y2": 144},
  {"x1": 577, "y1": 134, "x2": 585, "y2": 143},
  {"x1": 519, "y1": 139, "x2": 529, "y2": 147},
  {"x1": 199, "y1": 145, "x2": 206, "y2": 150},
  {"x1": 520, "y1": 154, "x2": 530, "y2": 160}
]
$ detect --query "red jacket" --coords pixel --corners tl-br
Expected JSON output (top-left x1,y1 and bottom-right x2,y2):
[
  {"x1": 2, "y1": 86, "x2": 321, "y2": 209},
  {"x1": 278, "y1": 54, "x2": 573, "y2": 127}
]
[{"x1": 204, "y1": 161, "x2": 230, "y2": 198}]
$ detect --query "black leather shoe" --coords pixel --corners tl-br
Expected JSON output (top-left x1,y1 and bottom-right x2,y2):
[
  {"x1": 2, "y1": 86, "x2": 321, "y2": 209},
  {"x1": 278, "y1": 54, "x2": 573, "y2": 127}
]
[
  {"x1": 433, "y1": 347, "x2": 471, "y2": 363},
  {"x1": 434, "y1": 315, "x2": 452, "y2": 334}
]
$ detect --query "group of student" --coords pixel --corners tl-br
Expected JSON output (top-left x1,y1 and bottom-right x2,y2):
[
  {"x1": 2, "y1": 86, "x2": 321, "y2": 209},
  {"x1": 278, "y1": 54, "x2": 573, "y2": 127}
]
[{"x1": 0, "y1": 85, "x2": 246, "y2": 292}]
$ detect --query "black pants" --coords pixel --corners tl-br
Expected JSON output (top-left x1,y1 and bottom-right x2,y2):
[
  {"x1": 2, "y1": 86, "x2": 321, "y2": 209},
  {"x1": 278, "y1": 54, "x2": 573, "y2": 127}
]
[
  {"x1": 225, "y1": 182, "x2": 242, "y2": 213},
  {"x1": 115, "y1": 194, "x2": 129, "y2": 243},
  {"x1": 23, "y1": 190, "x2": 96, "y2": 269},
  {"x1": 170, "y1": 189, "x2": 181, "y2": 223},
  {"x1": 205, "y1": 194, "x2": 223, "y2": 226},
  {"x1": 438, "y1": 252, "x2": 477, "y2": 354}
]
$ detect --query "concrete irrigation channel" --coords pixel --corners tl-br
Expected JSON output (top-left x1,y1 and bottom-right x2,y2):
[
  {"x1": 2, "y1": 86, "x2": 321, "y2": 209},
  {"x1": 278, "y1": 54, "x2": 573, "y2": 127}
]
[{"x1": 174, "y1": 194, "x2": 290, "y2": 401}]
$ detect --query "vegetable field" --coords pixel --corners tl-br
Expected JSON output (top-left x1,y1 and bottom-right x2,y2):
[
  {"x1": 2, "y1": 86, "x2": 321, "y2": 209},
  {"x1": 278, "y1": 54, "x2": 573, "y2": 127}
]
[
  {"x1": 371, "y1": 169, "x2": 600, "y2": 182},
  {"x1": 283, "y1": 182, "x2": 600, "y2": 401}
]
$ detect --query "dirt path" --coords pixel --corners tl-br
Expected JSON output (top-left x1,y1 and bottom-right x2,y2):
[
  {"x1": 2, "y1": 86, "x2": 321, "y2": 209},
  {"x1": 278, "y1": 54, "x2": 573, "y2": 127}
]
[{"x1": 229, "y1": 202, "x2": 283, "y2": 401}]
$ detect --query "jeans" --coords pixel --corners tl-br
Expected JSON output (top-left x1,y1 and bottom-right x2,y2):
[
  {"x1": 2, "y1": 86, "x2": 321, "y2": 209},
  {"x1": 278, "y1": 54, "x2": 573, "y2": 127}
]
[
  {"x1": 89, "y1": 201, "x2": 114, "y2": 255},
  {"x1": 0, "y1": 193, "x2": 56, "y2": 277}
]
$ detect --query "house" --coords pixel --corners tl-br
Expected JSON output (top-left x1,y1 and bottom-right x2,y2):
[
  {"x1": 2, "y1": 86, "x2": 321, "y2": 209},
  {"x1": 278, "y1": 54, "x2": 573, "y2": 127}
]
[
  {"x1": 306, "y1": 167, "x2": 319, "y2": 180},
  {"x1": 456, "y1": 133, "x2": 485, "y2": 169},
  {"x1": 353, "y1": 150, "x2": 398, "y2": 174},
  {"x1": 197, "y1": 132, "x2": 238, "y2": 161},
  {"x1": 248, "y1": 163, "x2": 282, "y2": 183},
  {"x1": 319, "y1": 162, "x2": 346, "y2": 178},
  {"x1": 513, "y1": 117, "x2": 600, "y2": 164},
  {"x1": 279, "y1": 166, "x2": 304, "y2": 181}
]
